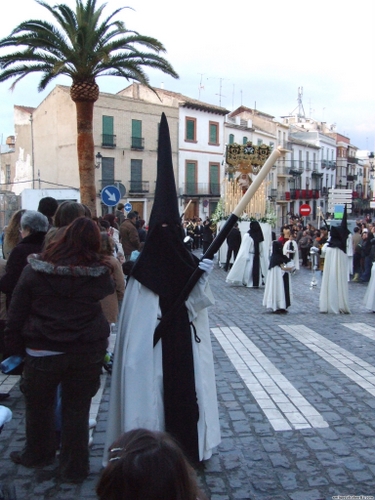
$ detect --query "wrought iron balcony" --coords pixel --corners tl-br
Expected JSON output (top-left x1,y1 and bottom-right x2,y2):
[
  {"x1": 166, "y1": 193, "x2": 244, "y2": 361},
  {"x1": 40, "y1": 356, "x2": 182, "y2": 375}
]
[
  {"x1": 276, "y1": 166, "x2": 291, "y2": 176},
  {"x1": 181, "y1": 183, "x2": 220, "y2": 196},
  {"x1": 313, "y1": 189, "x2": 320, "y2": 199},
  {"x1": 131, "y1": 137, "x2": 144, "y2": 150},
  {"x1": 129, "y1": 181, "x2": 149, "y2": 194},
  {"x1": 276, "y1": 191, "x2": 288, "y2": 201},
  {"x1": 101, "y1": 134, "x2": 116, "y2": 148}
]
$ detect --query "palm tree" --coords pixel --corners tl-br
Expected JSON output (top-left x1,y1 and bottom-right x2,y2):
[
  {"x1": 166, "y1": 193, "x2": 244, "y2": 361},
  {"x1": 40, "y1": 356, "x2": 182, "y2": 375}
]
[{"x1": 0, "y1": 0, "x2": 178, "y2": 215}]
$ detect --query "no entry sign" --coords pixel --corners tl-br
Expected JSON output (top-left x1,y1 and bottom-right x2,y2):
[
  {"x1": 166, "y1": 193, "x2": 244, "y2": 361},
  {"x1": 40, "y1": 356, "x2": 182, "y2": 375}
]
[{"x1": 299, "y1": 204, "x2": 311, "y2": 216}]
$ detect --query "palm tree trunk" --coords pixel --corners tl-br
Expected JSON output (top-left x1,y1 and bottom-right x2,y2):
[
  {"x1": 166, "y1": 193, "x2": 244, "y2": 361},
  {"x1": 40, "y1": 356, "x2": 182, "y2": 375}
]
[{"x1": 75, "y1": 100, "x2": 97, "y2": 216}]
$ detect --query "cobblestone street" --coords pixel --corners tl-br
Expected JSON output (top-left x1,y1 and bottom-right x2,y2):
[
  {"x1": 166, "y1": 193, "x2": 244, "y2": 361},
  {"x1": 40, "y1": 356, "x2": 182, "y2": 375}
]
[{"x1": 1, "y1": 260, "x2": 375, "y2": 499}]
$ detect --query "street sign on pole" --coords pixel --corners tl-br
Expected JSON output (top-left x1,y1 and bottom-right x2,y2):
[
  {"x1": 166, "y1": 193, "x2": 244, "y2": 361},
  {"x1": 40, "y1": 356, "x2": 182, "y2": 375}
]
[
  {"x1": 101, "y1": 185, "x2": 121, "y2": 207},
  {"x1": 299, "y1": 204, "x2": 311, "y2": 216},
  {"x1": 124, "y1": 202, "x2": 132, "y2": 213}
]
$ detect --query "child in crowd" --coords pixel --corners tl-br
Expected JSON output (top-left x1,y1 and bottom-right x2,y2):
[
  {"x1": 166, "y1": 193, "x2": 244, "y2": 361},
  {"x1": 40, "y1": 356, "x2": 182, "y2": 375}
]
[{"x1": 97, "y1": 428, "x2": 207, "y2": 500}]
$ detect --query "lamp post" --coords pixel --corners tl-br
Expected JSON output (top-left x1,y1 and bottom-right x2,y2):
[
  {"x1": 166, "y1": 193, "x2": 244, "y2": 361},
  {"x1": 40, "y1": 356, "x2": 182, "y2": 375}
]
[{"x1": 95, "y1": 152, "x2": 103, "y2": 169}]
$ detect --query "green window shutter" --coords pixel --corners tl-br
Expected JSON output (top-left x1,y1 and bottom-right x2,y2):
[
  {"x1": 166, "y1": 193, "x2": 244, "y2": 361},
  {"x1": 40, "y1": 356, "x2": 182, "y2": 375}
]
[
  {"x1": 102, "y1": 157, "x2": 114, "y2": 187},
  {"x1": 209, "y1": 123, "x2": 218, "y2": 144},
  {"x1": 131, "y1": 120, "x2": 143, "y2": 149},
  {"x1": 186, "y1": 162, "x2": 196, "y2": 194},
  {"x1": 229, "y1": 134, "x2": 234, "y2": 144},
  {"x1": 102, "y1": 116, "x2": 113, "y2": 135},
  {"x1": 186, "y1": 120, "x2": 195, "y2": 141},
  {"x1": 210, "y1": 164, "x2": 219, "y2": 195},
  {"x1": 132, "y1": 120, "x2": 142, "y2": 138},
  {"x1": 102, "y1": 116, "x2": 114, "y2": 146},
  {"x1": 243, "y1": 136, "x2": 248, "y2": 144},
  {"x1": 131, "y1": 159, "x2": 142, "y2": 191}
]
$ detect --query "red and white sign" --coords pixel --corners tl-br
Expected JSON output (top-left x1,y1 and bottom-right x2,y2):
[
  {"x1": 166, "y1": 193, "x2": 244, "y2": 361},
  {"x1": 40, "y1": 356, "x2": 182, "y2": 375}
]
[{"x1": 299, "y1": 204, "x2": 311, "y2": 216}]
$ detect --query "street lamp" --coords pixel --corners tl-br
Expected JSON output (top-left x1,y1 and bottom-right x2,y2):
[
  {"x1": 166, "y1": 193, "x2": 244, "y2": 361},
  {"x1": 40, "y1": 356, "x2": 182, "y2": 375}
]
[{"x1": 95, "y1": 152, "x2": 103, "y2": 169}]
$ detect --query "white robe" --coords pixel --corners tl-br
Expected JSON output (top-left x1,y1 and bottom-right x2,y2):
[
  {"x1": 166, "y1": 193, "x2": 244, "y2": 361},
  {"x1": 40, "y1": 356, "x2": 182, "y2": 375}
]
[
  {"x1": 226, "y1": 233, "x2": 268, "y2": 287},
  {"x1": 319, "y1": 246, "x2": 350, "y2": 314},
  {"x1": 283, "y1": 240, "x2": 300, "y2": 271},
  {"x1": 364, "y1": 261, "x2": 375, "y2": 311},
  {"x1": 262, "y1": 265, "x2": 292, "y2": 311},
  {"x1": 103, "y1": 275, "x2": 221, "y2": 465}
]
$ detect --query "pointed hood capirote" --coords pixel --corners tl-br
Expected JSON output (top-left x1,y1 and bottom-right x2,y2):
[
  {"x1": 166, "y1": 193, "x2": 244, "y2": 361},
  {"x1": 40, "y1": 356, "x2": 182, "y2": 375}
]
[
  {"x1": 328, "y1": 204, "x2": 350, "y2": 253},
  {"x1": 131, "y1": 112, "x2": 197, "y2": 298},
  {"x1": 130, "y1": 112, "x2": 200, "y2": 463}
]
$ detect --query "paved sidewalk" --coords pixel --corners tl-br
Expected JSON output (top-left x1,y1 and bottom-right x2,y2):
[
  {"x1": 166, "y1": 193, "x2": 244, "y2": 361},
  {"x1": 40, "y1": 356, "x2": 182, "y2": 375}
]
[{"x1": 1, "y1": 260, "x2": 375, "y2": 499}]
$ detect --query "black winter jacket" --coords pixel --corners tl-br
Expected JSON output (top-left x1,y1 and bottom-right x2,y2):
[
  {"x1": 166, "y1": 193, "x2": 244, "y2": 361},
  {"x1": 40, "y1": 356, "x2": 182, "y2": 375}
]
[
  {"x1": 0, "y1": 231, "x2": 46, "y2": 308},
  {"x1": 4, "y1": 256, "x2": 115, "y2": 356}
]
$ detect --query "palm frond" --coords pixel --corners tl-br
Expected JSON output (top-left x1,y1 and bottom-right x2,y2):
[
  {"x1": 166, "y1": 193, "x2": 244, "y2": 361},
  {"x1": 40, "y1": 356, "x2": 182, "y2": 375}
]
[{"x1": 0, "y1": 0, "x2": 178, "y2": 92}]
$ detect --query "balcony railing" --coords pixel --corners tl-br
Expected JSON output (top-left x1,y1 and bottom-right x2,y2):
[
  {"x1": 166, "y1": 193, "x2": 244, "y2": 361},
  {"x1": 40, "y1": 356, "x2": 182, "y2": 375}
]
[
  {"x1": 321, "y1": 160, "x2": 328, "y2": 168},
  {"x1": 181, "y1": 183, "x2": 220, "y2": 196},
  {"x1": 131, "y1": 137, "x2": 144, "y2": 150},
  {"x1": 102, "y1": 134, "x2": 116, "y2": 148},
  {"x1": 347, "y1": 174, "x2": 358, "y2": 181},
  {"x1": 129, "y1": 181, "x2": 149, "y2": 193},
  {"x1": 277, "y1": 166, "x2": 291, "y2": 176},
  {"x1": 306, "y1": 161, "x2": 311, "y2": 171},
  {"x1": 290, "y1": 189, "x2": 303, "y2": 200},
  {"x1": 98, "y1": 179, "x2": 122, "y2": 192},
  {"x1": 276, "y1": 191, "x2": 288, "y2": 201},
  {"x1": 329, "y1": 161, "x2": 336, "y2": 169}
]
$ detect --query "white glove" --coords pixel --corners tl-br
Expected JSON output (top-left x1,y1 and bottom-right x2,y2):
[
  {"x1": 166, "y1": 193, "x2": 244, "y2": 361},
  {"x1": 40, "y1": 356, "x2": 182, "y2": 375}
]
[{"x1": 198, "y1": 258, "x2": 214, "y2": 275}]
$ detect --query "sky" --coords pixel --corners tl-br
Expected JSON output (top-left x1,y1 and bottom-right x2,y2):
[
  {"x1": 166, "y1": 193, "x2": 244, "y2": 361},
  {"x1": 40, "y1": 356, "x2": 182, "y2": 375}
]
[{"x1": 0, "y1": 0, "x2": 374, "y2": 151}]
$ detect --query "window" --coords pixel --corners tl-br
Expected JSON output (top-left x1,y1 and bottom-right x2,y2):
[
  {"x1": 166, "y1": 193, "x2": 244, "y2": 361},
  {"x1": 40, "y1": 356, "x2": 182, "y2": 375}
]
[
  {"x1": 102, "y1": 116, "x2": 115, "y2": 147},
  {"x1": 209, "y1": 122, "x2": 219, "y2": 145},
  {"x1": 131, "y1": 119, "x2": 143, "y2": 149},
  {"x1": 257, "y1": 139, "x2": 263, "y2": 146},
  {"x1": 101, "y1": 157, "x2": 114, "y2": 188},
  {"x1": 229, "y1": 134, "x2": 234, "y2": 144},
  {"x1": 186, "y1": 161, "x2": 197, "y2": 195},
  {"x1": 130, "y1": 159, "x2": 143, "y2": 192},
  {"x1": 209, "y1": 163, "x2": 220, "y2": 195},
  {"x1": 269, "y1": 142, "x2": 274, "y2": 150},
  {"x1": 242, "y1": 137, "x2": 248, "y2": 145},
  {"x1": 185, "y1": 117, "x2": 196, "y2": 142}
]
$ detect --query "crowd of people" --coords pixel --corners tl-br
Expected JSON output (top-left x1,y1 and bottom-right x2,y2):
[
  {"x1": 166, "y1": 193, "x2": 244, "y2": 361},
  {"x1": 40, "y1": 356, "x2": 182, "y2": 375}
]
[{"x1": 222, "y1": 211, "x2": 375, "y2": 315}]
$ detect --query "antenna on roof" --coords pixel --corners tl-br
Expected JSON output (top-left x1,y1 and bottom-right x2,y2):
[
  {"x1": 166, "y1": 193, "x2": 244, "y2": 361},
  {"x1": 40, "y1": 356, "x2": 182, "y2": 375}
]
[
  {"x1": 290, "y1": 87, "x2": 305, "y2": 121},
  {"x1": 198, "y1": 73, "x2": 205, "y2": 100}
]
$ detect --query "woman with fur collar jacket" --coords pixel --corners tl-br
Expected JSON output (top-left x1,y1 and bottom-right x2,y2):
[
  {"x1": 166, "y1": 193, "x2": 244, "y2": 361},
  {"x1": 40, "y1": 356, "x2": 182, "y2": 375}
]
[{"x1": 4, "y1": 217, "x2": 114, "y2": 483}]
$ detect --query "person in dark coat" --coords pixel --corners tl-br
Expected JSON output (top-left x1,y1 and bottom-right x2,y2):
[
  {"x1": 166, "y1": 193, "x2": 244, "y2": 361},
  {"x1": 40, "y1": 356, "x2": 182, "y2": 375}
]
[
  {"x1": 223, "y1": 222, "x2": 242, "y2": 272},
  {"x1": 4, "y1": 217, "x2": 114, "y2": 482},
  {"x1": 201, "y1": 219, "x2": 214, "y2": 253},
  {"x1": 0, "y1": 211, "x2": 48, "y2": 310}
]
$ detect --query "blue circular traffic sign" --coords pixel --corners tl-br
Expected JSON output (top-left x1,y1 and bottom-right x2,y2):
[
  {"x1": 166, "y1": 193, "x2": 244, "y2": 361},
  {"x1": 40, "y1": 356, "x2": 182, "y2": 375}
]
[
  {"x1": 101, "y1": 185, "x2": 121, "y2": 207},
  {"x1": 124, "y1": 202, "x2": 132, "y2": 212}
]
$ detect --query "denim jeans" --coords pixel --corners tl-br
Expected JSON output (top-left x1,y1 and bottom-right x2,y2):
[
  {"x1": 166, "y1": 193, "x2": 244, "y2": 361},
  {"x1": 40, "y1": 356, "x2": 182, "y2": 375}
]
[{"x1": 20, "y1": 350, "x2": 104, "y2": 479}]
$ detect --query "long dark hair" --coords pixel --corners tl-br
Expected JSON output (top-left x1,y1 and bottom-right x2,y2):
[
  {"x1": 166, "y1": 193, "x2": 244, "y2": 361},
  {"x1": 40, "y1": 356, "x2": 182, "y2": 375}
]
[
  {"x1": 53, "y1": 201, "x2": 85, "y2": 228},
  {"x1": 97, "y1": 429, "x2": 206, "y2": 500},
  {"x1": 42, "y1": 217, "x2": 110, "y2": 268}
]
